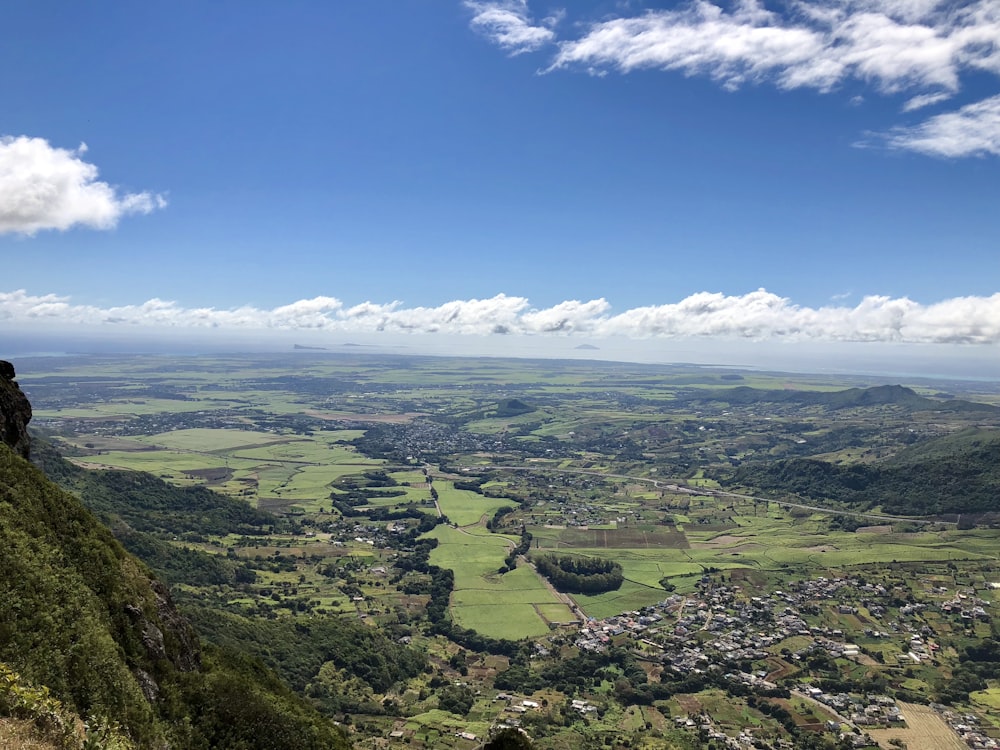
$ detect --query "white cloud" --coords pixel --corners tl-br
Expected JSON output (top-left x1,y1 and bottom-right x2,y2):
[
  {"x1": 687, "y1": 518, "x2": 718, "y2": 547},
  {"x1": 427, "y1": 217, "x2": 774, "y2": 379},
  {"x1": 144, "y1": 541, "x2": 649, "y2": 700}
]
[
  {"x1": 547, "y1": 0, "x2": 999, "y2": 96},
  {"x1": 549, "y1": 1, "x2": 840, "y2": 90},
  {"x1": 0, "y1": 136, "x2": 166, "y2": 235},
  {"x1": 4, "y1": 288, "x2": 1000, "y2": 345},
  {"x1": 467, "y1": 1, "x2": 1000, "y2": 157},
  {"x1": 465, "y1": 0, "x2": 556, "y2": 54},
  {"x1": 901, "y1": 91, "x2": 951, "y2": 111},
  {"x1": 886, "y1": 94, "x2": 1000, "y2": 156}
]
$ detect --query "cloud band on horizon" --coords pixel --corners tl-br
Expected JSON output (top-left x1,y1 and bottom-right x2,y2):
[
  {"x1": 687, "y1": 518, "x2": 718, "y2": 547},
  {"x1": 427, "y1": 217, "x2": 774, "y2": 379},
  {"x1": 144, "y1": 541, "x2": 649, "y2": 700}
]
[{"x1": 3, "y1": 288, "x2": 999, "y2": 345}]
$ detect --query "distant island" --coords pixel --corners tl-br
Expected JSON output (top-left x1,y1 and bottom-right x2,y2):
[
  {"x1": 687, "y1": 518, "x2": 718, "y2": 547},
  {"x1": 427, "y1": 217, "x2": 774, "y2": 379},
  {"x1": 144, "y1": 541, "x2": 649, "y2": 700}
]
[
  {"x1": 574, "y1": 343, "x2": 599, "y2": 350},
  {"x1": 293, "y1": 344, "x2": 328, "y2": 351}
]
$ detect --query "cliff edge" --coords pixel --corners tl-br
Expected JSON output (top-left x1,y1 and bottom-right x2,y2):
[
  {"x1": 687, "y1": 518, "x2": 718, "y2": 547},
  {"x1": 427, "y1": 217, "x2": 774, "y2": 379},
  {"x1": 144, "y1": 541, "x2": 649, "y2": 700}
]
[{"x1": 0, "y1": 360, "x2": 31, "y2": 459}]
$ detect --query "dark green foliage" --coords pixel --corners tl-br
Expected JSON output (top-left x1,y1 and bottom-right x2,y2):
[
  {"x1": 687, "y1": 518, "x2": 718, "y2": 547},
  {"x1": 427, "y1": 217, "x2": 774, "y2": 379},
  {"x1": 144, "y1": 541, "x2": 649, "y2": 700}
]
[
  {"x1": 496, "y1": 652, "x2": 611, "y2": 693},
  {"x1": 184, "y1": 607, "x2": 426, "y2": 699},
  {"x1": 730, "y1": 428, "x2": 1000, "y2": 515},
  {"x1": 437, "y1": 683, "x2": 475, "y2": 715},
  {"x1": 1, "y1": 443, "x2": 350, "y2": 748},
  {"x1": 533, "y1": 555, "x2": 624, "y2": 594},
  {"x1": 732, "y1": 459, "x2": 871, "y2": 504},
  {"x1": 935, "y1": 638, "x2": 1000, "y2": 704},
  {"x1": 179, "y1": 647, "x2": 350, "y2": 750},
  {"x1": 484, "y1": 727, "x2": 535, "y2": 749},
  {"x1": 80, "y1": 469, "x2": 276, "y2": 535},
  {"x1": 113, "y1": 527, "x2": 252, "y2": 586},
  {"x1": 34, "y1": 439, "x2": 279, "y2": 536},
  {"x1": 1, "y1": 443, "x2": 167, "y2": 744},
  {"x1": 494, "y1": 398, "x2": 534, "y2": 417}
]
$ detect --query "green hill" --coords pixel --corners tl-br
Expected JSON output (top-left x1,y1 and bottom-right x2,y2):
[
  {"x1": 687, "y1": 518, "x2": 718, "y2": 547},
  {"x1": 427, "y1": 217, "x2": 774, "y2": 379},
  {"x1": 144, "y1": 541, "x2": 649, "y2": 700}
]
[
  {"x1": 686, "y1": 384, "x2": 997, "y2": 412},
  {"x1": 728, "y1": 428, "x2": 1000, "y2": 516}
]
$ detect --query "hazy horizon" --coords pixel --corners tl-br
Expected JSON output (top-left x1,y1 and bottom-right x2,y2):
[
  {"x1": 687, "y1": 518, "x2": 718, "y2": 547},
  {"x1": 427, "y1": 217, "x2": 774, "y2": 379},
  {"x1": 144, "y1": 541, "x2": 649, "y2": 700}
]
[{"x1": 4, "y1": 327, "x2": 998, "y2": 385}]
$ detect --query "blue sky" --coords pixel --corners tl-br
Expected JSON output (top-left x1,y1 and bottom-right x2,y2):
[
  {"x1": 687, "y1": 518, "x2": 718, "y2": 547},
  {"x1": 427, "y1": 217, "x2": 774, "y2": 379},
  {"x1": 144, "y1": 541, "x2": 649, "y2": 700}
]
[{"x1": 1, "y1": 1, "x2": 998, "y2": 369}]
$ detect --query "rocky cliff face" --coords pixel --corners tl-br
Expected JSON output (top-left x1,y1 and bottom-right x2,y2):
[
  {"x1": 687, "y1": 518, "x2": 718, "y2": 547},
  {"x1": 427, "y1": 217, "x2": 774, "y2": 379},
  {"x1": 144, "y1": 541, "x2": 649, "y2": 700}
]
[{"x1": 0, "y1": 360, "x2": 31, "y2": 459}]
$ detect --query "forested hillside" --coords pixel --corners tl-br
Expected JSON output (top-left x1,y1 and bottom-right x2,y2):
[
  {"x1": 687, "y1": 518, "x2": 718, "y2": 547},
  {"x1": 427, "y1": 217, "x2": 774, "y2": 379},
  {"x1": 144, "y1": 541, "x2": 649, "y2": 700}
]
[
  {"x1": 728, "y1": 428, "x2": 1000, "y2": 516},
  {"x1": 0, "y1": 364, "x2": 350, "y2": 749}
]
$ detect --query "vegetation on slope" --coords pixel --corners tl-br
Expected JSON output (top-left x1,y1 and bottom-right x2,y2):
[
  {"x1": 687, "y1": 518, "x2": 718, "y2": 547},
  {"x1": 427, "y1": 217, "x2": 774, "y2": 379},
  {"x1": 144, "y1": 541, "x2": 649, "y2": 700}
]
[
  {"x1": 727, "y1": 428, "x2": 1000, "y2": 516},
  {"x1": 683, "y1": 384, "x2": 998, "y2": 413},
  {"x1": 32, "y1": 440, "x2": 276, "y2": 537},
  {"x1": 185, "y1": 608, "x2": 427, "y2": 715},
  {"x1": 32, "y1": 438, "x2": 431, "y2": 726},
  {"x1": 0, "y1": 443, "x2": 349, "y2": 749}
]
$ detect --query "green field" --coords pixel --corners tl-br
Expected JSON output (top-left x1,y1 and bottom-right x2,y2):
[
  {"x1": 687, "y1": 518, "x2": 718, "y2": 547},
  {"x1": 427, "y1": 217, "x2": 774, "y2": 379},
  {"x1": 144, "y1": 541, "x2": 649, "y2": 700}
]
[
  {"x1": 433, "y1": 480, "x2": 516, "y2": 527},
  {"x1": 426, "y1": 525, "x2": 566, "y2": 638}
]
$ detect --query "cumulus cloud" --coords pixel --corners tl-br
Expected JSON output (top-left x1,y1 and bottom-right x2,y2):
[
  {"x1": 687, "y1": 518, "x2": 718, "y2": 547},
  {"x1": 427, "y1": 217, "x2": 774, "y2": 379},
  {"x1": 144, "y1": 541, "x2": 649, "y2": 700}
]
[
  {"x1": 885, "y1": 94, "x2": 1000, "y2": 156},
  {"x1": 465, "y1": 0, "x2": 557, "y2": 54},
  {"x1": 0, "y1": 136, "x2": 166, "y2": 235},
  {"x1": 3, "y1": 288, "x2": 1000, "y2": 345},
  {"x1": 465, "y1": 1, "x2": 1000, "y2": 157}
]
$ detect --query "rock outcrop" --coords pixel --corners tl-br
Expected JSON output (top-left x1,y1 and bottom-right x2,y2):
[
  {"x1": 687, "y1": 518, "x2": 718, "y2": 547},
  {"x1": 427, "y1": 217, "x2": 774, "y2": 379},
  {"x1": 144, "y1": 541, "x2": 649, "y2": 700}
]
[{"x1": 0, "y1": 360, "x2": 31, "y2": 459}]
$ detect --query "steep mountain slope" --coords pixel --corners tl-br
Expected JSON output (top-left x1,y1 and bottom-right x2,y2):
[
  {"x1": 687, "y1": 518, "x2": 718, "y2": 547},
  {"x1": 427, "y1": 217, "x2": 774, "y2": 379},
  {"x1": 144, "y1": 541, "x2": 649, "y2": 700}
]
[{"x1": 0, "y1": 361, "x2": 349, "y2": 749}]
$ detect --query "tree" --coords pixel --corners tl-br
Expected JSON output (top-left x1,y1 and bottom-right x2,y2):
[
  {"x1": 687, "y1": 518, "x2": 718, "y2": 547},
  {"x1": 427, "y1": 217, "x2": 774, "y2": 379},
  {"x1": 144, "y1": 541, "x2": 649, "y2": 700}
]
[
  {"x1": 437, "y1": 684, "x2": 474, "y2": 716},
  {"x1": 484, "y1": 727, "x2": 534, "y2": 749}
]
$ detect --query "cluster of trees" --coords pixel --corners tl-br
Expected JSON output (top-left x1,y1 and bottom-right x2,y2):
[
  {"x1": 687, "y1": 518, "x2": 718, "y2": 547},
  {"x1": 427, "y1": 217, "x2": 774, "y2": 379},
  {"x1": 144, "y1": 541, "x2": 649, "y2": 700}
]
[
  {"x1": 115, "y1": 528, "x2": 258, "y2": 586},
  {"x1": 185, "y1": 607, "x2": 426, "y2": 715},
  {"x1": 936, "y1": 638, "x2": 1000, "y2": 705},
  {"x1": 496, "y1": 651, "x2": 626, "y2": 694},
  {"x1": 32, "y1": 441, "x2": 279, "y2": 537},
  {"x1": 500, "y1": 528, "x2": 532, "y2": 573},
  {"x1": 533, "y1": 555, "x2": 623, "y2": 594},
  {"x1": 331, "y1": 499, "x2": 423, "y2": 520},
  {"x1": 436, "y1": 683, "x2": 475, "y2": 715}
]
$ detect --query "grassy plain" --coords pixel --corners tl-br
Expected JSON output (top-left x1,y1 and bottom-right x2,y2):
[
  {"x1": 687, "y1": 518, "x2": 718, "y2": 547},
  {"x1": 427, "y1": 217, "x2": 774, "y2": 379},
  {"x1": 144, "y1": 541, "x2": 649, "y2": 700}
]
[
  {"x1": 433, "y1": 480, "x2": 516, "y2": 527},
  {"x1": 426, "y1": 525, "x2": 565, "y2": 638}
]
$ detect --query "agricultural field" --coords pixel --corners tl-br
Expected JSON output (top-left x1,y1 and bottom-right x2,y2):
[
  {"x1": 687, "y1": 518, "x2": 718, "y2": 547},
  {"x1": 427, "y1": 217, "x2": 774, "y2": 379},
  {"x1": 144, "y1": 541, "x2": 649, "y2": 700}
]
[
  {"x1": 427, "y1": 525, "x2": 565, "y2": 638},
  {"x1": 434, "y1": 480, "x2": 517, "y2": 527},
  {"x1": 14, "y1": 352, "x2": 1000, "y2": 749},
  {"x1": 867, "y1": 703, "x2": 968, "y2": 750}
]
